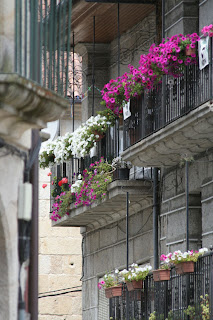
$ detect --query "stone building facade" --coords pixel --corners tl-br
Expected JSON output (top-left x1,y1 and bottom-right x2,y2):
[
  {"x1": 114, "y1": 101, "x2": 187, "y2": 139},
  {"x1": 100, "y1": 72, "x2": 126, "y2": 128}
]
[{"x1": 52, "y1": 0, "x2": 213, "y2": 319}]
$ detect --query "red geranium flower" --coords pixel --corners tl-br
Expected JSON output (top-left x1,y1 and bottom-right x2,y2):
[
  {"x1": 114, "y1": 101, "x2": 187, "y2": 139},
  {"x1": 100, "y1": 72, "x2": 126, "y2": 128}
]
[
  {"x1": 42, "y1": 184, "x2": 47, "y2": 189},
  {"x1": 61, "y1": 177, "x2": 68, "y2": 184},
  {"x1": 58, "y1": 180, "x2": 63, "y2": 187}
]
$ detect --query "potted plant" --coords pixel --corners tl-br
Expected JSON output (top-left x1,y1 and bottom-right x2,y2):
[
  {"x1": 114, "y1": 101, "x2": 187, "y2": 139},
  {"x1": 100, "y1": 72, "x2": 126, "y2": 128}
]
[
  {"x1": 153, "y1": 254, "x2": 171, "y2": 282},
  {"x1": 98, "y1": 269, "x2": 123, "y2": 298},
  {"x1": 112, "y1": 156, "x2": 132, "y2": 180},
  {"x1": 166, "y1": 248, "x2": 208, "y2": 275},
  {"x1": 120, "y1": 263, "x2": 152, "y2": 291}
]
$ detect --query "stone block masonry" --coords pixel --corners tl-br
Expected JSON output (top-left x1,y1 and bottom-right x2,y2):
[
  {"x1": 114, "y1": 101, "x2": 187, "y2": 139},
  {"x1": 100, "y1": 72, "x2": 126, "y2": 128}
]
[{"x1": 38, "y1": 168, "x2": 82, "y2": 320}]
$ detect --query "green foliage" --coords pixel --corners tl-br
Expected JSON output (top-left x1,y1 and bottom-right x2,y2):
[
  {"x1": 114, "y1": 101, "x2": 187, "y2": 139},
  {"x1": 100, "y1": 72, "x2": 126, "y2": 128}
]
[{"x1": 97, "y1": 108, "x2": 117, "y2": 126}]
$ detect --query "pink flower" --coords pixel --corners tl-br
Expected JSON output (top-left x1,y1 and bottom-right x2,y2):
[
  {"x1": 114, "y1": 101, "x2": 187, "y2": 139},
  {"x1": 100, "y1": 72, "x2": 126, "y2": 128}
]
[
  {"x1": 47, "y1": 172, "x2": 52, "y2": 176},
  {"x1": 42, "y1": 184, "x2": 47, "y2": 188}
]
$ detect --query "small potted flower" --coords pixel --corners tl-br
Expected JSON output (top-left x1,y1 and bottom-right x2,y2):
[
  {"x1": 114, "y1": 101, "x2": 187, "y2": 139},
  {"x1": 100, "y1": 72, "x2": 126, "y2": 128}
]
[
  {"x1": 98, "y1": 269, "x2": 122, "y2": 298},
  {"x1": 152, "y1": 254, "x2": 171, "y2": 282},
  {"x1": 167, "y1": 248, "x2": 208, "y2": 275},
  {"x1": 120, "y1": 263, "x2": 152, "y2": 291},
  {"x1": 112, "y1": 156, "x2": 132, "y2": 180}
]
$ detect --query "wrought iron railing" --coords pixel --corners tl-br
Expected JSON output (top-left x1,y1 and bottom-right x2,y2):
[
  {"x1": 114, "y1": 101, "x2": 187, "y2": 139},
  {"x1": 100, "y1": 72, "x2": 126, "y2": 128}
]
[
  {"x1": 15, "y1": 0, "x2": 72, "y2": 98},
  {"x1": 109, "y1": 252, "x2": 213, "y2": 320},
  {"x1": 123, "y1": 38, "x2": 213, "y2": 150}
]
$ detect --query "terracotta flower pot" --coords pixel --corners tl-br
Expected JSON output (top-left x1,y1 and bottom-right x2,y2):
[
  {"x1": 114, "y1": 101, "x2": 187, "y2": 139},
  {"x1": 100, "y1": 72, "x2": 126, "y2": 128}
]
[
  {"x1": 185, "y1": 47, "x2": 196, "y2": 56},
  {"x1": 153, "y1": 269, "x2": 171, "y2": 282},
  {"x1": 175, "y1": 261, "x2": 194, "y2": 275},
  {"x1": 105, "y1": 285, "x2": 122, "y2": 298},
  {"x1": 94, "y1": 130, "x2": 105, "y2": 142},
  {"x1": 126, "y1": 280, "x2": 143, "y2": 291}
]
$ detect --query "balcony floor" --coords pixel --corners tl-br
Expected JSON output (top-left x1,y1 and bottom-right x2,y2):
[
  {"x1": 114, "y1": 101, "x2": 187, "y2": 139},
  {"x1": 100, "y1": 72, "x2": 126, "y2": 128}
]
[
  {"x1": 122, "y1": 101, "x2": 213, "y2": 167},
  {"x1": 52, "y1": 180, "x2": 152, "y2": 230}
]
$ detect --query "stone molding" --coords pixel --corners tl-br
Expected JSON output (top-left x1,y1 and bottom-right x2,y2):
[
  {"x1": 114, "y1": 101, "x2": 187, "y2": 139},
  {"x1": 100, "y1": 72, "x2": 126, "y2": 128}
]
[
  {"x1": 122, "y1": 102, "x2": 213, "y2": 167},
  {"x1": 52, "y1": 179, "x2": 153, "y2": 230},
  {"x1": 0, "y1": 73, "x2": 68, "y2": 143}
]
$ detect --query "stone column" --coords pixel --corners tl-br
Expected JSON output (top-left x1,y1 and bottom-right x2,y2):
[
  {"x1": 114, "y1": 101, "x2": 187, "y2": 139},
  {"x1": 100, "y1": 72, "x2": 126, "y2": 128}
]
[
  {"x1": 0, "y1": 0, "x2": 15, "y2": 72},
  {"x1": 75, "y1": 43, "x2": 110, "y2": 122},
  {"x1": 165, "y1": 0, "x2": 199, "y2": 37}
]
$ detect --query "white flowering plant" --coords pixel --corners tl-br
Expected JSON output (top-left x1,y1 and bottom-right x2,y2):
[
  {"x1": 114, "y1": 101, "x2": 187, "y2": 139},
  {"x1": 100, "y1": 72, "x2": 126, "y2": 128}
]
[
  {"x1": 119, "y1": 263, "x2": 152, "y2": 282},
  {"x1": 98, "y1": 269, "x2": 121, "y2": 289},
  {"x1": 112, "y1": 156, "x2": 132, "y2": 169},
  {"x1": 160, "y1": 248, "x2": 208, "y2": 265},
  {"x1": 39, "y1": 114, "x2": 113, "y2": 168}
]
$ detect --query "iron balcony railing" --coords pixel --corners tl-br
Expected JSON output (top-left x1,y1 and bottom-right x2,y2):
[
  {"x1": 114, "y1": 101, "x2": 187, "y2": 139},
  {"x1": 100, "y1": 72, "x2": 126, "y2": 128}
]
[
  {"x1": 123, "y1": 38, "x2": 213, "y2": 150},
  {"x1": 50, "y1": 122, "x2": 153, "y2": 206},
  {"x1": 15, "y1": 0, "x2": 72, "y2": 98},
  {"x1": 109, "y1": 251, "x2": 213, "y2": 320}
]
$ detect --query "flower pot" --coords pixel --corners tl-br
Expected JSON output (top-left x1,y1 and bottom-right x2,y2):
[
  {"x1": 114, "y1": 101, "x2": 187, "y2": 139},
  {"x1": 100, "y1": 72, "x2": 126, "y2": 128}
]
[
  {"x1": 119, "y1": 115, "x2": 123, "y2": 126},
  {"x1": 185, "y1": 47, "x2": 196, "y2": 56},
  {"x1": 94, "y1": 130, "x2": 105, "y2": 142},
  {"x1": 105, "y1": 287, "x2": 113, "y2": 298},
  {"x1": 126, "y1": 280, "x2": 143, "y2": 291},
  {"x1": 175, "y1": 261, "x2": 194, "y2": 275},
  {"x1": 153, "y1": 269, "x2": 171, "y2": 282},
  {"x1": 113, "y1": 168, "x2": 130, "y2": 180},
  {"x1": 105, "y1": 285, "x2": 122, "y2": 298}
]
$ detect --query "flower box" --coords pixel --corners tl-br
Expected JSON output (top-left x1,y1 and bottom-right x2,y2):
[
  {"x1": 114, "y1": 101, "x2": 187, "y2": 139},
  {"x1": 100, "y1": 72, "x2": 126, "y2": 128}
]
[
  {"x1": 185, "y1": 47, "x2": 196, "y2": 56},
  {"x1": 105, "y1": 285, "x2": 122, "y2": 298},
  {"x1": 113, "y1": 168, "x2": 130, "y2": 180},
  {"x1": 126, "y1": 280, "x2": 143, "y2": 291},
  {"x1": 153, "y1": 269, "x2": 170, "y2": 282},
  {"x1": 94, "y1": 130, "x2": 105, "y2": 142},
  {"x1": 175, "y1": 261, "x2": 194, "y2": 275}
]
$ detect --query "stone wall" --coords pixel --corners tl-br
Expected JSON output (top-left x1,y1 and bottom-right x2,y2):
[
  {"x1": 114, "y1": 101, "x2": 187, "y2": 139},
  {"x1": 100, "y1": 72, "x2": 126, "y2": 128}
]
[
  {"x1": 165, "y1": 0, "x2": 199, "y2": 37},
  {"x1": 199, "y1": 0, "x2": 213, "y2": 31},
  {"x1": 160, "y1": 151, "x2": 213, "y2": 256},
  {"x1": 39, "y1": 168, "x2": 82, "y2": 320},
  {"x1": 109, "y1": 11, "x2": 156, "y2": 79},
  {"x1": 82, "y1": 204, "x2": 153, "y2": 320}
]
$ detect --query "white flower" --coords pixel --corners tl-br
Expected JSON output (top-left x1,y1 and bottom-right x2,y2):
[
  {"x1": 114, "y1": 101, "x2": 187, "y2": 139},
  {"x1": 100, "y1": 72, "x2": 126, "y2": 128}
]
[{"x1": 115, "y1": 269, "x2": 119, "y2": 274}]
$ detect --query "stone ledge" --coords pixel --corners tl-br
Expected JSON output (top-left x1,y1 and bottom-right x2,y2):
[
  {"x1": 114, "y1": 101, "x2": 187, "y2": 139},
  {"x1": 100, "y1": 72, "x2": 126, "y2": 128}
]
[
  {"x1": 122, "y1": 101, "x2": 213, "y2": 167},
  {"x1": 0, "y1": 73, "x2": 68, "y2": 143},
  {"x1": 52, "y1": 179, "x2": 153, "y2": 230}
]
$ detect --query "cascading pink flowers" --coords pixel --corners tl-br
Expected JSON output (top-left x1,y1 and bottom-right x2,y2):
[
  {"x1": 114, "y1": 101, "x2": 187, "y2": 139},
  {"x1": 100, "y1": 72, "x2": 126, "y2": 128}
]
[
  {"x1": 102, "y1": 32, "x2": 200, "y2": 115},
  {"x1": 202, "y1": 24, "x2": 213, "y2": 37}
]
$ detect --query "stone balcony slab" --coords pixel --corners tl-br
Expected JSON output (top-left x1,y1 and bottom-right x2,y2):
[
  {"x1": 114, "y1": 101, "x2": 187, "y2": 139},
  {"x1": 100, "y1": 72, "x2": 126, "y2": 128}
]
[
  {"x1": 0, "y1": 73, "x2": 68, "y2": 145},
  {"x1": 52, "y1": 179, "x2": 153, "y2": 230},
  {"x1": 122, "y1": 101, "x2": 213, "y2": 167}
]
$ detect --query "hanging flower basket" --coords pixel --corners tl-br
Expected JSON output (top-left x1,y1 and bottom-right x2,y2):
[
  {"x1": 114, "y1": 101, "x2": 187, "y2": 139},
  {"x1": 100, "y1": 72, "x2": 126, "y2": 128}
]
[
  {"x1": 105, "y1": 285, "x2": 122, "y2": 298},
  {"x1": 94, "y1": 130, "x2": 105, "y2": 142},
  {"x1": 126, "y1": 280, "x2": 143, "y2": 291},
  {"x1": 175, "y1": 261, "x2": 194, "y2": 275},
  {"x1": 113, "y1": 168, "x2": 130, "y2": 180},
  {"x1": 153, "y1": 269, "x2": 171, "y2": 282},
  {"x1": 185, "y1": 47, "x2": 196, "y2": 56}
]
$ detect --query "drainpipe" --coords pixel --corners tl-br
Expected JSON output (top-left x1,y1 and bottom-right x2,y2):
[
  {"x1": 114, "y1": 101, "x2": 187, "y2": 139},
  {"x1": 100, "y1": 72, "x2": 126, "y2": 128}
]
[{"x1": 153, "y1": 168, "x2": 159, "y2": 270}]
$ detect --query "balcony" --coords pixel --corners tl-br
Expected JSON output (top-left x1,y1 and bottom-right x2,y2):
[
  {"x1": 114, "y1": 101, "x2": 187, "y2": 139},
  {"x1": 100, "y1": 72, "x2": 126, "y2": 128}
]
[
  {"x1": 15, "y1": 0, "x2": 72, "y2": 98},
  {"x1": 109, "y1": 252, "x2": 213, "y2": 320},
  {"x1": 122, "y1": 38, "x2": 213, "y2": 167},
  {"x1": 51, "y1": 123, "x2": 153, "y2": 230}
]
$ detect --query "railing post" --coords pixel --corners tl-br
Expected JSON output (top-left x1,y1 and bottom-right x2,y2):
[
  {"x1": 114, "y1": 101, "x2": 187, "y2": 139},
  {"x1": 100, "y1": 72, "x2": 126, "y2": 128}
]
[
  {"x1": 210, "y1": 251, "x2": 213, "y2": 320},
  {"x1": 164, "y1": 281, "x2": 168, "y2": 319},
  {"x1": 162, "y1": 76, "x2": 166, "y2": 127},
  {"x1": 210, "y1": 37, "x2": 213, "y2": 101}
]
